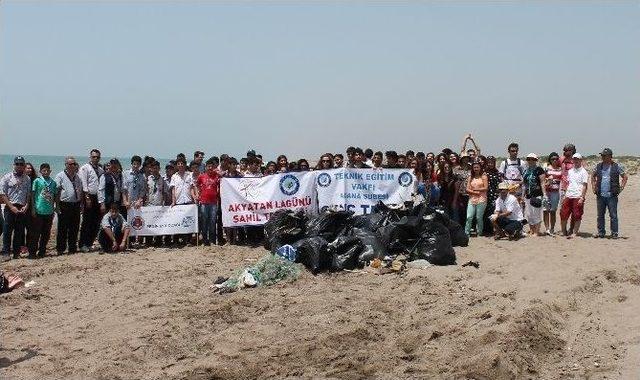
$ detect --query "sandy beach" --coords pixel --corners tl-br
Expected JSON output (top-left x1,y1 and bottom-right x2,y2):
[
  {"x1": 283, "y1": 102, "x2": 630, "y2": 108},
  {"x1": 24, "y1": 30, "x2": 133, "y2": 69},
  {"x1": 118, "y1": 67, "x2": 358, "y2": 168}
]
[{"x1": 1, "y1": 177, "x2": 639, "y2": 379}]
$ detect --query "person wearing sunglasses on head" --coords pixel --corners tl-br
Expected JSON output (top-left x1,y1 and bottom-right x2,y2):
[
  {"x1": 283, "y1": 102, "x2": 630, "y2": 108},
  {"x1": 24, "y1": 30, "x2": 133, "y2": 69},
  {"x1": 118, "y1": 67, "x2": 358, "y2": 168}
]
[{"x1": 1, "y1": 156, "x2": 32, "y2": 260}]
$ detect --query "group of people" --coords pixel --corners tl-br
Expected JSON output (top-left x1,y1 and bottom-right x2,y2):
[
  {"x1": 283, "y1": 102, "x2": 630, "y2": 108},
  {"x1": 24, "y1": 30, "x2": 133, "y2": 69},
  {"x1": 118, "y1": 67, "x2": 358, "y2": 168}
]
[{"x1": 0, "y1": 135, "x2": 629, "y2": 260}]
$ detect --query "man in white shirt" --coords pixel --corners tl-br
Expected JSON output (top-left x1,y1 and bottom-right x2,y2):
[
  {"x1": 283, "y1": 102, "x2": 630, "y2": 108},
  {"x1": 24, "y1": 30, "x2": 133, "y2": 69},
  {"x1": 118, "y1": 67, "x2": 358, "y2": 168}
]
[
  {"x1": 78, "y1": 149, "x2": 105, "y2": 252},
  {"x1": 170, "y1": 158, "x2": 197, "y2": 246},
  {"x1": 54, "y1": 156, "x2": 83, "y2": 254},
  {"x1": 490, "y1": 182, "x2": 525, "y2": 240},
  {"x1": 560, "y1": 153, "x2": 589, "y2": 239}
]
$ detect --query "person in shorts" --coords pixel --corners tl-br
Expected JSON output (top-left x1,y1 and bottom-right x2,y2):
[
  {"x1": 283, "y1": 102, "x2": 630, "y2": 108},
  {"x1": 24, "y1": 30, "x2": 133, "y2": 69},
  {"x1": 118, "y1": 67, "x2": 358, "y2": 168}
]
[
  {"x1": 522, "y1": 153, "x2": 546, "y2": 236},
  {"x1": 542, "y1": 152, "x2": 562, "y2": 236},
  {"x1": 560, "y1": 153, "x2": 588, "y2": 239}
]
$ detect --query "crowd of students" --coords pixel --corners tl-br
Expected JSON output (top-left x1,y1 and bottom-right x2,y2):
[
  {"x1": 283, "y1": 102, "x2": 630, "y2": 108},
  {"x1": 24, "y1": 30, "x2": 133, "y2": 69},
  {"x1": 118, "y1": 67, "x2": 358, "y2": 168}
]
[{"x1": 0, "y1": 135, "x2": 629, "y2": 260}]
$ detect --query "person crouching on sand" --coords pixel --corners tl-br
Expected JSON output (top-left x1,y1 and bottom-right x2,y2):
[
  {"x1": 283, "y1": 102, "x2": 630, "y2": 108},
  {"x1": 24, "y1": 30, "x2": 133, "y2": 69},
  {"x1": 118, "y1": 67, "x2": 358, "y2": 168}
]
[
  {"x1": 490, "y1": 182, "x2": 525, "y2": 240},
  {"x1": 98, "y1": 203, "x2": 131, "y2": 253}
]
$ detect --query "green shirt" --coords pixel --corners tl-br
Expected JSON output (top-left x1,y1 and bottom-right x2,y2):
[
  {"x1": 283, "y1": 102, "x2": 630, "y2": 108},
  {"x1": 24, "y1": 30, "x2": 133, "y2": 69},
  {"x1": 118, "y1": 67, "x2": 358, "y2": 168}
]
[{"x1": 32, "y1": 176, "x2": 57, "y2": 215}]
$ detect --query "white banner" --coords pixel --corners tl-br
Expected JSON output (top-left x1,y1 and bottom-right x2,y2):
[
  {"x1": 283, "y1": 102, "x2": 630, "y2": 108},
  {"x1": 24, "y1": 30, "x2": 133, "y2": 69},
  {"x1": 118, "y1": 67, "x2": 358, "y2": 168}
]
[
  {"x1": 316, "y1": 168, "x2": 415, "y2": 215},
  {"x1": 127, "y1": 205, "x2": 199, "y2": 236},
  {"x1": 221, "y1": 172, "x2": 317, "y2": 227}
]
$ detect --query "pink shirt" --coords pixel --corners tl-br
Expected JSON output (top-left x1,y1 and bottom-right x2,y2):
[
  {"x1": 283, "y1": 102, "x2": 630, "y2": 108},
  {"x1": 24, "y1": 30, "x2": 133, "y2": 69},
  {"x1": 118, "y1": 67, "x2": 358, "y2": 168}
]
[{"x1": 468, "y1": 176, "x2": 487, "y2": 205}]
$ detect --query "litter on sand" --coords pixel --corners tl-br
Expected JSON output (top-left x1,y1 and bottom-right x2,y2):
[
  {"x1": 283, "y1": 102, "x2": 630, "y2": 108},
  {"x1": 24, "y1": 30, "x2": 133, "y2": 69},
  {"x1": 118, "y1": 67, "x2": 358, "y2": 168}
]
[{"x1": 213, "y1": 254, "x2": 302, "y2": 294}]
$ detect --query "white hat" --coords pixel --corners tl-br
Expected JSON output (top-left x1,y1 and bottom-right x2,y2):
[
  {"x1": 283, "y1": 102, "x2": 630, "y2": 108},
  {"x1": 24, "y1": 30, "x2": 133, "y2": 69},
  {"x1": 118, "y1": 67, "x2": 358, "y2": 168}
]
[
  {"x1": 526, "y1": 153, "x2": 538, "y2": 160},
  {"x1": 572, "y1": 153, "x2": 583, "y2": 159},
  {"x1": 498, "y1": 182, "x2": 510, "y2": 190}
]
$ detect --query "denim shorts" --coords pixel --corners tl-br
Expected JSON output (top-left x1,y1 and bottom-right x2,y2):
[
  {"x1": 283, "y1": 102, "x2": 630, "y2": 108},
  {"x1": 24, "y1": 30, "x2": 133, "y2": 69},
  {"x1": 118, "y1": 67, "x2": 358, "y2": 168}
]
[{"x1": 543, "y1": 191, "x2": 560, "y2": 211}]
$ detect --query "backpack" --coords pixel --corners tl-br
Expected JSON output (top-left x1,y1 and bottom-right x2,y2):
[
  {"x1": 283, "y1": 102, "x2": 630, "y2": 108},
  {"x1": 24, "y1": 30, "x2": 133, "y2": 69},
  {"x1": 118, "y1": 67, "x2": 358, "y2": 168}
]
[{"x1": 502, "y1": 158, "x2": 524, "y2": 181}]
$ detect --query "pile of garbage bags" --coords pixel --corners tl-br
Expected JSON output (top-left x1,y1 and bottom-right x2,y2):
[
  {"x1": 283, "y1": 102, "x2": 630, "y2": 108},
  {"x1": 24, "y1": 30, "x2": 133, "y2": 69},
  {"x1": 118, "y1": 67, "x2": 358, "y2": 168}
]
[{"x1": 264, "y1": 202, "x2": 466, "y2": 274}]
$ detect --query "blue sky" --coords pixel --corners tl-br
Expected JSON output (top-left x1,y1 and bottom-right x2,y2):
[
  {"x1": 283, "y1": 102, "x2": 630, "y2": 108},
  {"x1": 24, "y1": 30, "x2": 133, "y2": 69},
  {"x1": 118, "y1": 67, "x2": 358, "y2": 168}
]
[{"x1": 1, "y1": 1, "x2": 639, "y2": 160}]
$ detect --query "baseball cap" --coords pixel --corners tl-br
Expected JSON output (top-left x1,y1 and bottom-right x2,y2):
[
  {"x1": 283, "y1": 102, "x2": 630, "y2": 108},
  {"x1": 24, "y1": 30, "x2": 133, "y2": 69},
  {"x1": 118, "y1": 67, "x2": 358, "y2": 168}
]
[
  {"x1": 498, "y1": 182, "x2": 510, "y2": 190},
  {"x1": 572, "y1": 153, "x2": 583, "y2": 160},
  {"x1": 526, "y1": 153, "x2": 538, "y2": 160},
  {"x1": 600, "y1": 148, "x2": 613, "y2": 156},
  {"x1": 14, "y1": 156, "x2": 25, "y2": 164},
  {"x1": 246, "y1": 149, "x2": 256, "y2": 157}
]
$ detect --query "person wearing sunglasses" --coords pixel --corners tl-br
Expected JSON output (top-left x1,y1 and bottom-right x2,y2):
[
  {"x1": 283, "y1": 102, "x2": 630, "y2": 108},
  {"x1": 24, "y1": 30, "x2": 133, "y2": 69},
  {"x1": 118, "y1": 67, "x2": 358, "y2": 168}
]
[
  {"x1": 316, "y1": 154, "x2": 334, "y2": 170},
  {"x1": 1, "y1": 156, "x2": 32, "y2": 259}
]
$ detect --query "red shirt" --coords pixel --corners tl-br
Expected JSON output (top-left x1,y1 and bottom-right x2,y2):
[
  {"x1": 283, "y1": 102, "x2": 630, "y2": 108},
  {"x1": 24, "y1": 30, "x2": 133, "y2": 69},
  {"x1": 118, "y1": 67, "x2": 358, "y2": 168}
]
[
  {"x1": 197, "y1": 172, "x2": 220, "y2": 204},
  {"x1": 559, "y1": 156, "x2": 574, "y2": 191}
]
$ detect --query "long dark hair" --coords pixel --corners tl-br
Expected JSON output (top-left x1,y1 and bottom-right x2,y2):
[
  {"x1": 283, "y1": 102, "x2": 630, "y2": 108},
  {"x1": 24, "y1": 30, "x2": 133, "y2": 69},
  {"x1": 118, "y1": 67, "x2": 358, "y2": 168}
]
[
  {"x1": 470, "y1": 161, "x2": 484, "y2": 178},
  {"x1": 437, "y1": 162, "x2": 454, "y2": 184},
  {"x1": 276, "y1": 155, "x2": 288, "y2": 169},
  {"x1": 24, "y1": 162, "x2": 37, "y2": 182}
]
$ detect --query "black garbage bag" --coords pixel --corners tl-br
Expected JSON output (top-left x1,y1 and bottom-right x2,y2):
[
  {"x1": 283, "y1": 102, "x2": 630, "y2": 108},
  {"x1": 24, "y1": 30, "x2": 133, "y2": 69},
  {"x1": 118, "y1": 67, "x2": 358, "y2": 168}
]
[
  {"x1": 412, "y1": 221, "x2": 456, "y2": 265},
  {"x1": 263, "y1": 209, "x2": 307, "y2": 252},
  {"x1": 395, "y1": 215, "x2": 425, "y2": 236},
  {"x1": 376, "y1": 223, "x2": 413, "y2": 254},
  {"x1": 292, "y1": 237, "x2": 331, "y2": 274},
  {"x1": 425, "y1": 208, "x2": 469, "y2": 247},
  {"x1": 328, "y1": 235, "x2": 365, "y2": 270},
  {"x1": 351, "y1": 212, "x2": 387, "y2": 232},
  {"x1": 351, "y1": 228, "x2": 387, "y2": 264},
  {"x1": 306, "y1": 210, "x2": 353, "y2": 241}
]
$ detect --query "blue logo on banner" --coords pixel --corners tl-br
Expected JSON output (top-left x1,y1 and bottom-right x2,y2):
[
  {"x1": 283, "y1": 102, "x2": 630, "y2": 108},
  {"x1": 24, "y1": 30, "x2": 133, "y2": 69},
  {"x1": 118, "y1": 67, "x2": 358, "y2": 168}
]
[
  {"x1": 398, "y1": 172, "x2": 413, "y2": 187},
  {"x1": 317, "y1": 173, "x2": 332, "y2": 187},
  {"x1": 181, "y1": 216, "x2": 196, "y2": 228},
  {"x1": 279, "y1": 174, "x2": 300, "y2": 195}
]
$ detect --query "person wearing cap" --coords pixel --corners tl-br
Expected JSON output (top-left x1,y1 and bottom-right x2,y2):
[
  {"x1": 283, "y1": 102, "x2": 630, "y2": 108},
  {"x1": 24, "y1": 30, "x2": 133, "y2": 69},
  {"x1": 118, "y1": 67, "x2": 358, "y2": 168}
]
[
  {"x1": 560, "y1": 153, "x2": 589, "y2": 239},
  {"x1": 490, "y1": 182, "x2": 525, "y2": 240},
  {"x1": 590, "y1": 148, "x2": 628, "y2": 239},
  {"x1": 79, "y1": 149, "x2": 105, "y2": 252},
  {"x1": 522, "y1": 153, "x2": 546, "y2": 236},
  {"x1": 0, "y1": 156, "x2": 32, "y2": 259}
]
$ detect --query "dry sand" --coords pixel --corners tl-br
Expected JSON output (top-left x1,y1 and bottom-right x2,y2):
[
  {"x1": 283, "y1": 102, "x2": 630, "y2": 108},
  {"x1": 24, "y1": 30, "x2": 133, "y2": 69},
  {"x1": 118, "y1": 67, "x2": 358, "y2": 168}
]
[{"x1": 1, "y1": 178, "x2": 639, "y2": 380}]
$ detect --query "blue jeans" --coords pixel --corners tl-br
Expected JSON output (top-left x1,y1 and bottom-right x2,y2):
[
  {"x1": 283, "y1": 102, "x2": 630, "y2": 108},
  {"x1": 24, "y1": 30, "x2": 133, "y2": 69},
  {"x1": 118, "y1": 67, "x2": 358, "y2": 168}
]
[
  {"x1": 597, "y1": 195, "x2": 618, "y2": 235},
  {"x1": 199, "y1": 203, "x2": 218, "y2": 244}
]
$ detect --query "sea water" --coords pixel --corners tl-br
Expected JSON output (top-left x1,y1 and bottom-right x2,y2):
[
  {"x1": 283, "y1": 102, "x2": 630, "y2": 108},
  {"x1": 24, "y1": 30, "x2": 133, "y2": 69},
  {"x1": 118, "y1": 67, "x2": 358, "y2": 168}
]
[{"x1": 0, "y1": 154, "x2": 172, "y2": 176}]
